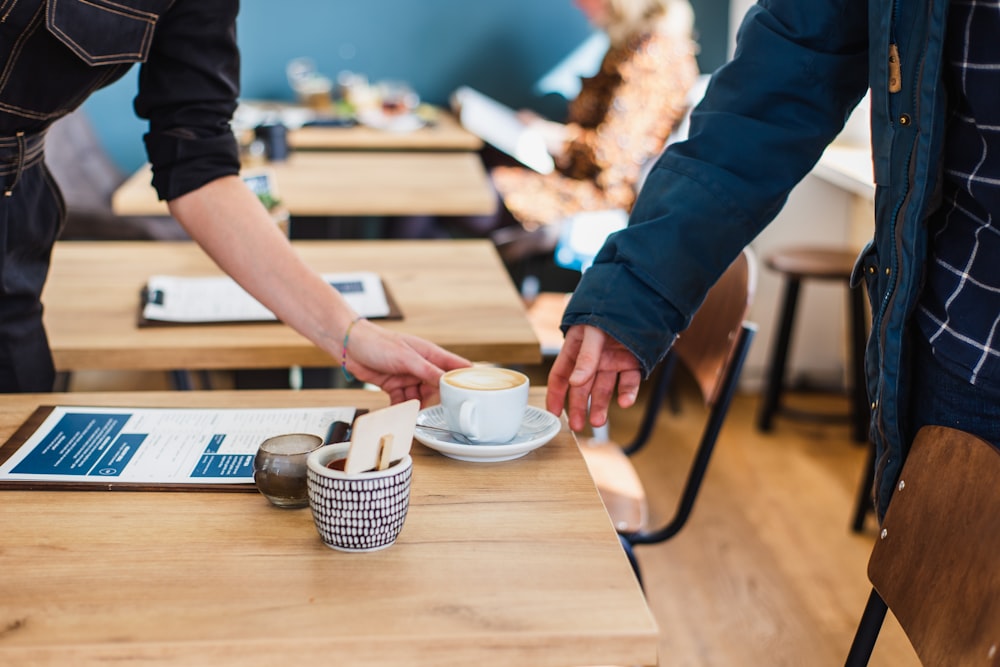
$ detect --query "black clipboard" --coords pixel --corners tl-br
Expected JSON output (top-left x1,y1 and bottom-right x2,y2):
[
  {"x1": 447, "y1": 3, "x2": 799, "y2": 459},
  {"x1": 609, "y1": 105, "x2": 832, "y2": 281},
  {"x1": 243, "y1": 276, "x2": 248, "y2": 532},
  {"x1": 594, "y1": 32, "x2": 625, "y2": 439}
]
[
  {"x1": 0, "y1": 405, "x2": 367, "y2": 492},
  {"x1": 137, "y1": 276, "x2": 403, "y2": 327}
]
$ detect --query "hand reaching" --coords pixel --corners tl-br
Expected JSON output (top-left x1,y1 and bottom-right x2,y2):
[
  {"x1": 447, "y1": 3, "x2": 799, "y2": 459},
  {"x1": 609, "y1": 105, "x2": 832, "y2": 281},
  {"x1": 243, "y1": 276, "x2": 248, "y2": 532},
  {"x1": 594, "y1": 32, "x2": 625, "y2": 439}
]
[
  {"x1": 546, "y1": 324, "x2": 643, "y2": 432},
  {"x1": 343, "y1": 319, "x2": 470, "y2": 405}
]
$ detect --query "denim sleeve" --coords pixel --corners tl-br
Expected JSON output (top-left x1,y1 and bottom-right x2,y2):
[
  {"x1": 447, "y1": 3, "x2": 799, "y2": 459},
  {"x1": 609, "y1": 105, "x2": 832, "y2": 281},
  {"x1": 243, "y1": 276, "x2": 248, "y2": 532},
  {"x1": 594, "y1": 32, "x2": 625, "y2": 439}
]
[{"x1": 135, "y1": 0, "x2": 241, "y2": 201}]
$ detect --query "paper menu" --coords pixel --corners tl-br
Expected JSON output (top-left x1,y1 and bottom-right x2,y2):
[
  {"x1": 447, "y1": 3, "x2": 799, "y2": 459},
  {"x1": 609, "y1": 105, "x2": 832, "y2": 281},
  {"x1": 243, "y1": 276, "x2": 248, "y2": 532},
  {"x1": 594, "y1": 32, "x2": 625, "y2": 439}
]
[
  {"x1": 141, "y1": 271, "x2": 393, "y2": 325},
  {"x1": 0, "y1": 405, "x2": 356, "y2": 488},
  {"x1": 451, "y1": 86, "x2": 555, "y2": 174}
]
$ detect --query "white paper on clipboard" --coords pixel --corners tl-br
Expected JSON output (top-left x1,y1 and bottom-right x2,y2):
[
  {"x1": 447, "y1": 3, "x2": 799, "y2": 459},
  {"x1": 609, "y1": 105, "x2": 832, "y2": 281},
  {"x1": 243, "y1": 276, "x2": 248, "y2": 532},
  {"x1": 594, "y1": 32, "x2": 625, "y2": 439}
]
[{"x1": 141, "y1": 271, "x2": 392, "y2": 324}]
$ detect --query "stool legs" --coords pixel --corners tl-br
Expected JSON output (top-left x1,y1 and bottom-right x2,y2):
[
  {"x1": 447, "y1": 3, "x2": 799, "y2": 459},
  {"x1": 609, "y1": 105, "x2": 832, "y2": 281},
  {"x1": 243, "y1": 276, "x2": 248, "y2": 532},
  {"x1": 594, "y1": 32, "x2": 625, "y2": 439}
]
[
  {"x1": 757, "y1": 277, "x2": 801, "y2": 432},
  {"x1": 758, "y1": 276, "x2": 871, "y2": 441}
]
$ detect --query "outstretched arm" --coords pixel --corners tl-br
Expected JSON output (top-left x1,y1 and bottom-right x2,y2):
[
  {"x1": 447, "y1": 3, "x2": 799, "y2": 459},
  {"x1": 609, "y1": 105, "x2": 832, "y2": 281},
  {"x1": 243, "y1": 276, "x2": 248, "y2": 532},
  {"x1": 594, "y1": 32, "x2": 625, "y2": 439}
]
[{"x1": 168, "y1": 175, "x2": 469, "y2": 403}]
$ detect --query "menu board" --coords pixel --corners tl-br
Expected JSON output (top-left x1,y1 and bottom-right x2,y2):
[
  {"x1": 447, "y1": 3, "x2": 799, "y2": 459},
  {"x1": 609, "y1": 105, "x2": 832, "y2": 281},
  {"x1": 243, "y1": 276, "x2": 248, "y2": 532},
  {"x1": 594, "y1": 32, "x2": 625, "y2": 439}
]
[{"x1": 0, "y1": 405, "x2": 357, "y2": 491}]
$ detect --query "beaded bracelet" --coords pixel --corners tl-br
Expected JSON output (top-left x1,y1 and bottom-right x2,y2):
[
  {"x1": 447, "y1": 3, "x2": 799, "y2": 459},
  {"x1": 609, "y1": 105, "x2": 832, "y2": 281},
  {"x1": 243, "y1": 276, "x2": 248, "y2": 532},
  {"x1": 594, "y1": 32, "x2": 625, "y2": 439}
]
[{"x1": 341, "y1": 316, "x2": 365, "y2": 383}]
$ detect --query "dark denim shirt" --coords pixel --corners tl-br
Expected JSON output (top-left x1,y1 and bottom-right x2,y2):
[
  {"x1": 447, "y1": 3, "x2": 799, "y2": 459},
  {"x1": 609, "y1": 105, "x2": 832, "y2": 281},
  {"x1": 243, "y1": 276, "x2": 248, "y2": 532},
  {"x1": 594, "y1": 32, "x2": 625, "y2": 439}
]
[{"x1": 0, "y1": 0, "x2": 241, "y2": 200}]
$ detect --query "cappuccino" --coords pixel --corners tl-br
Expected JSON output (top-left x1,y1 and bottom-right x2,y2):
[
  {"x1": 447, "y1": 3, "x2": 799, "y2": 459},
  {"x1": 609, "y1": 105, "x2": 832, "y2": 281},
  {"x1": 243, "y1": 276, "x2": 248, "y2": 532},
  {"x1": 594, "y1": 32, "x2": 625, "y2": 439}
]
[
  {"x1": 442, "y1": 367, "x2": 527, "y2": 391},
  {"x1": 439, "y1": 367, "x2": 529, "y2": 444}
]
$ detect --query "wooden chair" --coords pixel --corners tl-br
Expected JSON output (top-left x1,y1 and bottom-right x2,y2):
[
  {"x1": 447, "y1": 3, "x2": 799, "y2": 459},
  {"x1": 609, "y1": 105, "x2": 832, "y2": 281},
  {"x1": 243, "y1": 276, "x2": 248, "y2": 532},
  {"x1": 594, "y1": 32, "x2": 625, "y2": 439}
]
[
  {"x1": 844, "y1": 425, "x2": 1000, "y2": 666},
  {"x1": 579, "y1": 248, "x2": 758, "y2": 584}
]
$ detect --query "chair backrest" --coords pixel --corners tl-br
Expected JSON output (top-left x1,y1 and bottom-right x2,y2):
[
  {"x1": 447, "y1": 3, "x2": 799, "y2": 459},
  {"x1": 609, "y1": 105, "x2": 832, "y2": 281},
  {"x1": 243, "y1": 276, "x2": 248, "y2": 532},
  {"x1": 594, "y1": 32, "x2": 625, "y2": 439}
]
[
  {"x1": 672, "y1": 247, "x2": 757, "y2": 406},
  {"x1": 866, "y1": 425, "x2": 1000, "y2": 666},
  {"x1": 626, "y1": 247, "x2": 758, "y2": 546}
]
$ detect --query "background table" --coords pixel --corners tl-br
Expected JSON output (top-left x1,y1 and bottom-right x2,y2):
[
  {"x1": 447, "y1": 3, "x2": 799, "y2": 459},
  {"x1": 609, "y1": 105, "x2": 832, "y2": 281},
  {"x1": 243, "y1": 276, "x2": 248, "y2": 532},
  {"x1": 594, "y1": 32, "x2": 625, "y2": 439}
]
[
  {"x1": 288, "y1": 113, "x2": 483, "y2": 151},
  {"x1": 237, "y1": 101, "x2": 483, "y2": 151},
  {"x1": 43, "y1": 240, "x2": 541, "y2": 372},
  {"x1": 0, "y1": 388, "x2": 659, "y2": 667},
  {"x1": 111, "y1": 152, "x2": 497, "y2": 218}
]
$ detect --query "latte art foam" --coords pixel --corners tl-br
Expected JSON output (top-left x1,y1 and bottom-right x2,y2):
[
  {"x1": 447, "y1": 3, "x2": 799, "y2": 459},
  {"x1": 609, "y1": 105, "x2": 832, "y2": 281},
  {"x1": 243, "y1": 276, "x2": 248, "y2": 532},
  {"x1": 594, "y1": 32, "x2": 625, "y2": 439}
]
[{"x1": 443, "y1": 368, "x2": 526, "y2": 391}]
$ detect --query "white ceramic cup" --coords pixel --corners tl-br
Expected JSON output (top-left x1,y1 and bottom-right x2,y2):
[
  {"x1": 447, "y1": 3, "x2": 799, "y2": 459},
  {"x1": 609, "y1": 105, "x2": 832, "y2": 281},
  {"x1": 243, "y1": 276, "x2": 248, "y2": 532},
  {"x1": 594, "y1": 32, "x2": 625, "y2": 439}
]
[
  {"x1": 439, "y1": 367, "x2": 529, "y2": 444},
  {"x1": 306, "y1": 442, "x2": 413, "y2": 553}
]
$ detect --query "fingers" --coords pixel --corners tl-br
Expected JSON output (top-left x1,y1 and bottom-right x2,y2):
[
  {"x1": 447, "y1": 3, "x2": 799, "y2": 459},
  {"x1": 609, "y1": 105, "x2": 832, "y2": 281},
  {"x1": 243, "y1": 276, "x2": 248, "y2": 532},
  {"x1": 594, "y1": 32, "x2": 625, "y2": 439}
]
[
  {"x1": 384, "y1": 385, "x2": 408, "y2": 405},
  {"x1": 405, "y1": 334, "x2": 470, "y2": 371},
  {"x1": 616, "y1": 369, "x2": 642, "y2": 408},
  {"x1": 382, "y1": 378, "x2": 432, "y2": 406},
  {"x1": 403, "y1": 383, "x2": 422, "y2": 404},
  {"x1": 568, "y1": 326, "x2": 606, "y2": 387},
  {"x1": 346, "y1": 324, "x2": 462, "y2": 406},
  {"x1": 397, "y1": 334, "x2": 470, "y2": 388},
  {"x1": 564, "y1": 327, "x2": 607, "y2": 431},
  {"x1": 547, "y1": 324, "x2": 646, "y2": 431},
  {"x1": 418, "y1": 383, "x2": 441, "y2": 407},
  {"x1": 546, "y1": 328, "x2": 583, "y2": 416},
  {"x1": 587, "y1": 370, "x2": 619, "y2": 427}
]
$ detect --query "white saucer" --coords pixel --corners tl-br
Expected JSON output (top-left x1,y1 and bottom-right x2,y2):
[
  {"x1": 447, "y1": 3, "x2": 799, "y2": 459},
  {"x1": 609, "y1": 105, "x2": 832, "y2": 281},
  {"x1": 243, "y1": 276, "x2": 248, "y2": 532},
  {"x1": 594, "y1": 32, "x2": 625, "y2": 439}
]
[{"x1": 414, "y1": 406, "x2": 561, "y2": 462}]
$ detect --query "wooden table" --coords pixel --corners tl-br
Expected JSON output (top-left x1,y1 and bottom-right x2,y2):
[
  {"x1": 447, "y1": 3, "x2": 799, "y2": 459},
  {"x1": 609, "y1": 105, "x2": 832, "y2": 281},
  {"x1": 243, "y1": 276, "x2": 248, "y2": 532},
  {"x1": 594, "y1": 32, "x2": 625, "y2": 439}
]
[
  {"x1": 0, "y1": 388, "x2": 659, "y2": 667},
  {"x1": 43, "y1": 240, "x2": 541, "y2": 372},
  {"x1": 112, "y1": 151, "x2": 497, "y2": 218},
  {"x1": 238, "y1": 101, "x2": 482, "y2": 151},
  {"x1": 289, "y1": 114, "x2": 482, "y2": 151}
]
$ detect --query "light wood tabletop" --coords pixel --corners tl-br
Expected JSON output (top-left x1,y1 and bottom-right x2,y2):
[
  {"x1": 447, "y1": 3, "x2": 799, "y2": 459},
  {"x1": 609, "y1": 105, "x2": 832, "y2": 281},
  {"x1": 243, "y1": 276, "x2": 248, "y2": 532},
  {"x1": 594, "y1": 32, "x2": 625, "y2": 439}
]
[
  {"x1": 112, "y1": 151, "x2": 497, "y2": 218},
  {"x1": 43, "y1": 240, "x2": 541, "y2": 372},
  {"x1": 288, "y1": 114, "x2": 482, "y2": 151},
  {"x1": 238, "y1": 101, "x2": 482, "y2": 151},
  {"x1": 0, "y1": 388, "x2": 659, "y2": 667}
]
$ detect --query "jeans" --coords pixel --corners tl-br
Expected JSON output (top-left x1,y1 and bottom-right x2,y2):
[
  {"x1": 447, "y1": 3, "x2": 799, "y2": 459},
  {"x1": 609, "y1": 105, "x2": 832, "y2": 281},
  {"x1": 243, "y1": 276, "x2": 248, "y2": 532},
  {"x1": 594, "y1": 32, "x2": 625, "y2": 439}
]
[
  {"x1": 0, "y1": 146, "x2": 64, "y2": 392},
  {"x1": 908, "y1": 332, "x2": 1000, "y2": 452}
]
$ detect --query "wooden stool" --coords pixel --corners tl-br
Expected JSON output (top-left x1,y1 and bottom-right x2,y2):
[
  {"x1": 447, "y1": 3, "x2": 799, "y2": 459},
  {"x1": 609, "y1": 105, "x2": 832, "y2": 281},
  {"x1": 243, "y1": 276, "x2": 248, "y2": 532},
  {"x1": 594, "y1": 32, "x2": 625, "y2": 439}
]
[{"x1": 757, "y1": 246, "x2": 870, "y2": 442}]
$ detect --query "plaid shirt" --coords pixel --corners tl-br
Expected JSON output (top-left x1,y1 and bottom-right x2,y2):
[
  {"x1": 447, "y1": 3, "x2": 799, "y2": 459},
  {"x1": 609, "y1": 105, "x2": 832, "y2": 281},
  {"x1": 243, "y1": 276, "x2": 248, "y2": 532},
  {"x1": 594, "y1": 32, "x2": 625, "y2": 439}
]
[{"x1": 915, "y1": 0, "x2": 1000, "y2": 388}]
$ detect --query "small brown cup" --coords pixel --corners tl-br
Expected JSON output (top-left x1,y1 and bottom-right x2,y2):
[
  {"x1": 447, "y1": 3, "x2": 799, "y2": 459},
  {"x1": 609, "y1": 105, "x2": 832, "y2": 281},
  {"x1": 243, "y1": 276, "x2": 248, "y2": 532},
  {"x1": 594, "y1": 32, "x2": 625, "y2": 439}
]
[{"x1": 253, "y1": 433, "x2": 323, "y2": 509}]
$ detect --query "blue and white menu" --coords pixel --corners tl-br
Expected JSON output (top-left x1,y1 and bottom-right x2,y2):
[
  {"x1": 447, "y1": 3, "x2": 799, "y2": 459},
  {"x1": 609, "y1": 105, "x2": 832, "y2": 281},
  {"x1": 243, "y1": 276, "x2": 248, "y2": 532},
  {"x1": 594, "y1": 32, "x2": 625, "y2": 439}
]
[{"x1": 0, "y1": 406, "x2": 355, "y2": 486}]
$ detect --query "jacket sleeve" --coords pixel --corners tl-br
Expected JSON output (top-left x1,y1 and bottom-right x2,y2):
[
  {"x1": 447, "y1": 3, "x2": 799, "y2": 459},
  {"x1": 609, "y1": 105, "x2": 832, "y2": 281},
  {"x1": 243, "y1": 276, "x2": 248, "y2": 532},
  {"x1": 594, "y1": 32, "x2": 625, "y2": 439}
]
[
  {"x1": 134, "y1": 0, "x2": 241, "y2": 201},
  {"x1": 562, "y1": 0, "x2": 870, "y2": 375}
]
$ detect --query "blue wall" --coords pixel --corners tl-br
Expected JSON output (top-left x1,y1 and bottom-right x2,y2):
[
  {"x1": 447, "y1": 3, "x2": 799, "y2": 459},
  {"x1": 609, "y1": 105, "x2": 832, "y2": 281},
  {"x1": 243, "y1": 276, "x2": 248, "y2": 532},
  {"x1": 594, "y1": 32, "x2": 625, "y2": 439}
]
[{"x1": 85, "y1": 0, "x2": 729, "y2": 172}]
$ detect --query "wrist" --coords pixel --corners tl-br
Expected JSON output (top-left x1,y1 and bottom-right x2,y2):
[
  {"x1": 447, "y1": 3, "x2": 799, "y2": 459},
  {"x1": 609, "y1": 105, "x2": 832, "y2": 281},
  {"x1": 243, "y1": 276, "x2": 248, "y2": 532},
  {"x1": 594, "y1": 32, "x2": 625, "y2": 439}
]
[{"x1": 340, "y1": 315, "x2": 366, "y2": 383}]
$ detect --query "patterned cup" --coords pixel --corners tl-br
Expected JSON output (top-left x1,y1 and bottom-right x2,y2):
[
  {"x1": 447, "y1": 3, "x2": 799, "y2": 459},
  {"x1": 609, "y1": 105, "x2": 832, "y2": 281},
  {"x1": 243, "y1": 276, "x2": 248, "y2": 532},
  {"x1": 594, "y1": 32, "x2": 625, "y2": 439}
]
[{"x1": 306, "y1": 443, "x2": 413, "y2": 552}]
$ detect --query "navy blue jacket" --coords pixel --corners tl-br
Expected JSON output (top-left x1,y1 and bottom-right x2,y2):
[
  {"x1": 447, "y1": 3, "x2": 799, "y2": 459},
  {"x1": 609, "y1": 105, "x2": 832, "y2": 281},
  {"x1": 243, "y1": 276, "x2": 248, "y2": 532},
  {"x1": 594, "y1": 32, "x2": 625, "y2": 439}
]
[{"x1": 563, "y1": 0, "x2": 947, "y2": 518}]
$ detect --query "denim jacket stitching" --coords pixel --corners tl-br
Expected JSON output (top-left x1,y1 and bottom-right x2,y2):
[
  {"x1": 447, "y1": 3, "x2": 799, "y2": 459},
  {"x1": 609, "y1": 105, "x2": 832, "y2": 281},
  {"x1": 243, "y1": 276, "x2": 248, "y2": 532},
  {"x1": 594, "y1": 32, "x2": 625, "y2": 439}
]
[
  {"x1": 0, "y1": 0, "x2": 19, "y2": 22},
  {"x1": 46, "y1": 0, "x2": 159, "y2": 65},
  {"x1": 0, "y1": 1, "x2": 42, "y2": 95}
]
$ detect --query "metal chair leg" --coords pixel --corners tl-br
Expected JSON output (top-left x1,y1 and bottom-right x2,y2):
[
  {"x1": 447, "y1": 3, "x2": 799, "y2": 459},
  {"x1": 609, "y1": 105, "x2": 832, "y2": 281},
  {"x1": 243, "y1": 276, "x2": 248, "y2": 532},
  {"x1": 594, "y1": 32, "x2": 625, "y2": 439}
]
[
  {"x1": 851, "y1": 442, "x2": 876, "y2": 532},
  {"x1": 844, "y1": 589, "x2": 888, "y2": 667},
  {"x1": 619, "y1": 533, "x2": 643, "y2": 590}
]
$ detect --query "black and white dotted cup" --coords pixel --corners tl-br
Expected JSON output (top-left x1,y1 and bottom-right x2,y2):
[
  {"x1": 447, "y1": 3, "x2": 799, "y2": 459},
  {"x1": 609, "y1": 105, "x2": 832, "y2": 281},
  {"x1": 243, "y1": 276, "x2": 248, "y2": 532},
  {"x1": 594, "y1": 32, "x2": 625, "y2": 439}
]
[{"x1": 306, "y1": 443, "x2": 413, "y2": 552}]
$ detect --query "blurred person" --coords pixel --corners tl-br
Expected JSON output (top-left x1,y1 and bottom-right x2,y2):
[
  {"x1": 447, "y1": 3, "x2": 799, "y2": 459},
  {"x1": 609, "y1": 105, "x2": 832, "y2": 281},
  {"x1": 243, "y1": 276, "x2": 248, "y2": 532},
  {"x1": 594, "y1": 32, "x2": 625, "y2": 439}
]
[
  {"x1": 489, "y1": 0, "x2": 700, "y2": 233},
  {"x1": 546, "y1": 0, "x2": 1000, "y2": 520},
  {"x1": 0, "y1": 1, "x2": 468, "y2": 401}
]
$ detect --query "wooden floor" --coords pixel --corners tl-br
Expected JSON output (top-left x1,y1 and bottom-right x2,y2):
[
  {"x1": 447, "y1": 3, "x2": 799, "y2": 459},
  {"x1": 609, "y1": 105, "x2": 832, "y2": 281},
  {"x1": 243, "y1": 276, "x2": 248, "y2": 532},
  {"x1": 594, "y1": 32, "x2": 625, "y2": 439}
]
[
  {"x1": 66, "y1": 368, "x2": 920, "y2": 666},
  {"x1": 598, "y1": 377, "x2": 920, "y2": 667}
]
